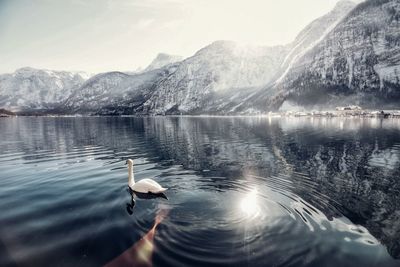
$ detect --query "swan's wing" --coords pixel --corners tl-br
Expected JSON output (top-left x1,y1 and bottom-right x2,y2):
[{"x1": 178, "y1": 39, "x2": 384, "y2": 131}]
[
  {"x1": 134, "y1": 179, "x2": 167, "y2": 193},
  {"x1": 140, "y1": 178, "x2": 162, "y2": 187}
]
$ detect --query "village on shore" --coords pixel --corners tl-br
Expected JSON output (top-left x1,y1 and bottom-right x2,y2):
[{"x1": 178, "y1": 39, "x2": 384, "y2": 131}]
[{"x1": 270, "y1": 106, "x2": 400, "y2": 118}]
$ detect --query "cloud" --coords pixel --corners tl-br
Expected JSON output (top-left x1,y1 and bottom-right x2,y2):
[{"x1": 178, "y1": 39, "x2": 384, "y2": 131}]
[
  {"x1": 160, "y1": 19, "x2": 184, "y2": 31},
  {"x1": 0, "y1": 0, "x2": 344, "y2": 73},
  {"x1": 135, "y1": 18, "x2": 155, "y2": 29}
]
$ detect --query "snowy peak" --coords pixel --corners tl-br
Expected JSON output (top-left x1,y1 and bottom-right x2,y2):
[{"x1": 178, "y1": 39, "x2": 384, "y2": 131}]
[
  {"x1": 194, "y1": 40, "x2": 237, "y2": 56},
  {"x1": 334, "y1": 0, "x2": 357, "y2": 10},
  {"x1": 144, "y1": 53, "x2": 183, "y2": 71},
  {"x1": 193, "y1": 40, "x2": 281, "y2": 59}
]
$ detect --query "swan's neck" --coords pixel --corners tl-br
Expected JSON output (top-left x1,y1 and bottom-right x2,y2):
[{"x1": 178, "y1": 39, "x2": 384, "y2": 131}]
[{"x1": 128, "y1": 162, "x2": 135, "y2": 188}]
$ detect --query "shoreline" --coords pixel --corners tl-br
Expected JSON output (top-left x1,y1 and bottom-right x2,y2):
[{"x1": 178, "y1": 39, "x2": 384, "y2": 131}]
[{"x1": 2, "y1": 112, "x2": 400, "y2": 119}]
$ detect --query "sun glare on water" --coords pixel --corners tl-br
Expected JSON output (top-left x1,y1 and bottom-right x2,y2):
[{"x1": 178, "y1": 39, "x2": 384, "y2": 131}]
[{"x1": 239, "y1": 189, "x2": 260, "y2": 218}]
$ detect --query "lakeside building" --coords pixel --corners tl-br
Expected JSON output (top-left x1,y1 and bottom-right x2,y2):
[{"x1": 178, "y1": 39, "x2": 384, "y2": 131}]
[{"x1": 279, "y1": 106, "x2": 400, "y2": 118}]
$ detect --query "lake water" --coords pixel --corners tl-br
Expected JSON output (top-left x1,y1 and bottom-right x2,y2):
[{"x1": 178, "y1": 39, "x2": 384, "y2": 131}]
[{"x1": 0, "y1": 117, "x2": 399, "y2": 267}]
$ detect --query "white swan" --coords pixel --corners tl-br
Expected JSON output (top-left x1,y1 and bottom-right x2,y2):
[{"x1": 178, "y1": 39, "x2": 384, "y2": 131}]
[{"x1": 126, "y1": 159, "x2": 167, "y2": 194}]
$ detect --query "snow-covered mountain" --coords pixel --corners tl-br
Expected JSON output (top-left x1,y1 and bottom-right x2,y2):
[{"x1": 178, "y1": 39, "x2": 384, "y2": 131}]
[
  {"x1": 233, "y1": 0, "x2": 358, "y2": 112},
  {"x1": 64, "y1": 67, "x2": 176, "y2": 114},
  {"x1": 144, "y1": 53, "x2": 183, "y2": 71},
  {"x1": 2, "y1": 0, "x2": 399, "y2": 115},
  {"x1": 63, "y1": 41, "x2": 288, "y2": 115},
  {"x1": 137, "y1": 1, "x2": 356, "y2": 114},
  {"x1": 141, "y1": 41, "x2": 288, "y2": 114},
  {"x1": 0, "y1": 67, "x2": 88, "y2": 111},
  {"x1": 269, "y1": 0, "x2": 400, "y2": 110}
]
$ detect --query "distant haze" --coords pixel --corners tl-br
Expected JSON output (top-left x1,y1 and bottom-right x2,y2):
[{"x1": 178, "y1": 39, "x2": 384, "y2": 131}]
[{"x1": 0, "y1": 0, "x2": 353, "y2": 74}]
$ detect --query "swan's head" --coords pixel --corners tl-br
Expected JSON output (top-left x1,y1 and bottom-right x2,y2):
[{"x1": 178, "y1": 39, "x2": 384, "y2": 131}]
[{"x1": 125, "y1": 159, "x2": 134, "y2": 166}]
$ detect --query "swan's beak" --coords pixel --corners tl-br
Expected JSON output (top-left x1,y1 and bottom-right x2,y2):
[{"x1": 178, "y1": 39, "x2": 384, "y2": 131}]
[{"x1": 124, "y1": 160, "x2": 128, "y2": 165}]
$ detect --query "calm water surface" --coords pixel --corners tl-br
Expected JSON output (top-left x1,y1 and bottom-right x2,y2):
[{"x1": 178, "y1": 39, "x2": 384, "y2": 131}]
[{"x1": 0, "y1": 117, "x2": 399, "y2": 267}]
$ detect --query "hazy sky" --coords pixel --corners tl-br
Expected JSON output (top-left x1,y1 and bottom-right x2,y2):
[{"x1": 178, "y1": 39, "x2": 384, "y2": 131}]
[{"x1": 0, "y1": 0, "x2": 345, "y2": 74}]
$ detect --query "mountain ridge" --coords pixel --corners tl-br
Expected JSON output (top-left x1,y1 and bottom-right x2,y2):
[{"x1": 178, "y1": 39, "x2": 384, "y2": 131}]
[
  {"x1": 0, "y1": 67, "x2": 89, "y2": 111},
  {"x1": 1, "y1": 0, "x2": 399, "y2": 115}
]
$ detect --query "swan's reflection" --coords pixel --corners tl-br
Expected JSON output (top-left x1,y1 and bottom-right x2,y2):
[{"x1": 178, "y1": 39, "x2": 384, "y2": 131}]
[
  {"x1": 126, "y1": 188, "x2": 168, "y2": 215},
  {"x1": 105, "y1": 207, "x2": 170, "y2": 267}
]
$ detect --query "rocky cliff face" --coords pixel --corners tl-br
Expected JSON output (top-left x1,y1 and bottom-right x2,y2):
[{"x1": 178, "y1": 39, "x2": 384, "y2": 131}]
[
  {"x1": 0, "y1": 67, "x2": 87, "y2": 111},
  {"x1": 274, "y1": 0, "x2": 356, "y2": 84},
  {"x1": 272, "y1": 0, "x2": 400, "y2": 110}
]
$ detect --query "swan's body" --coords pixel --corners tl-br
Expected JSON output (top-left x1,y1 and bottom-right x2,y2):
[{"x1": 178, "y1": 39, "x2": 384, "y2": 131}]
[{"x1": 127, "y1": 159, "x2": 167, "y2": 194}]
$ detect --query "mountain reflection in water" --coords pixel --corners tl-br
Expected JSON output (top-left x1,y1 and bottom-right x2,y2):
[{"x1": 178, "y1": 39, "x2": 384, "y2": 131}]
[{"x1": 0, "y1": 116, "x2": 399, "y2": 267}]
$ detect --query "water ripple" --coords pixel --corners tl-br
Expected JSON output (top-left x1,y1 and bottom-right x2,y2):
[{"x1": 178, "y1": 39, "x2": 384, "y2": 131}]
[{"x1": 0, "y1": 117, "x2": 399, "y2": 267}]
